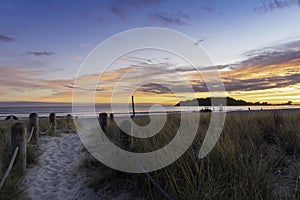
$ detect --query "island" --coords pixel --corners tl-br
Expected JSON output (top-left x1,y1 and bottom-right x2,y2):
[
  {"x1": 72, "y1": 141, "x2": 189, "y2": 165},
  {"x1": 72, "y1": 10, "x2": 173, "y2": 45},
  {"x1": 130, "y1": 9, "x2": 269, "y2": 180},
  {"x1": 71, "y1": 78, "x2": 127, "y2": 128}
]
[{"x1": 175, "y1": 97, "x2": 292, "y2": 106}]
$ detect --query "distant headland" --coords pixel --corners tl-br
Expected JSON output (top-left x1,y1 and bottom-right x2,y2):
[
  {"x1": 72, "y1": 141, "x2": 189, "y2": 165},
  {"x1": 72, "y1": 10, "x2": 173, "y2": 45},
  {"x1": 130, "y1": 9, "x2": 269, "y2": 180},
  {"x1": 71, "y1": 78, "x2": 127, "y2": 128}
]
[{"x1": 175, "y1": 97, "x2": 293, "y2": 106}]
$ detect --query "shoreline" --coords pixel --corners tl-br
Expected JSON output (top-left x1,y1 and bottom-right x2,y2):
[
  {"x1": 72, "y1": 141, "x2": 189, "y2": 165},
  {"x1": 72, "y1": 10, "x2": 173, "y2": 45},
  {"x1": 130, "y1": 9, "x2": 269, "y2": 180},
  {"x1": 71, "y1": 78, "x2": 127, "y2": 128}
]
[
  {"x1": 1, "y1": 107, "x2": 300, "y2": 121},
  {"x1": 226, "y1": 107, "x2": 300, "y2": 115},
  {"x1": 0, "y1": 109, "x2": 299, "y2": 123},
  {"x1": 0, "y1": 106, "x2": 300, "y2": 121}
]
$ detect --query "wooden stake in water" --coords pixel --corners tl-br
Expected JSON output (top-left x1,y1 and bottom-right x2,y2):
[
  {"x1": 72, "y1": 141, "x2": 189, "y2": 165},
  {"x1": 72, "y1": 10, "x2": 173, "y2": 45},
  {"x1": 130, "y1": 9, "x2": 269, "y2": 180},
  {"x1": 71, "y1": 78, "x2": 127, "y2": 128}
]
[{"x1": 131, "y1": 95, "x2": 135, "y2": 118}]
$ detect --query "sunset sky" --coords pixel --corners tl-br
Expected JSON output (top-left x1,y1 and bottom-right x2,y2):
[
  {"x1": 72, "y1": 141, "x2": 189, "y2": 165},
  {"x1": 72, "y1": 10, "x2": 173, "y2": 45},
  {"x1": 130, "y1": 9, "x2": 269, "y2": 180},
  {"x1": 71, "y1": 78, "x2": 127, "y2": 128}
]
[{"x1": 0, "y1": 0, "x2": 299, "y2": 105}]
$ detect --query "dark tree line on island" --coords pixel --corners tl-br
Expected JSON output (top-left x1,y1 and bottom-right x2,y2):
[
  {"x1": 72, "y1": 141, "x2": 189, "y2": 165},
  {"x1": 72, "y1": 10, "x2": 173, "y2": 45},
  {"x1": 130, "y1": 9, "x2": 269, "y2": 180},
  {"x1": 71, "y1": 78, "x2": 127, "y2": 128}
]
[{"x1": 175, "y1": 97, "x2": 293, "y2": 106}]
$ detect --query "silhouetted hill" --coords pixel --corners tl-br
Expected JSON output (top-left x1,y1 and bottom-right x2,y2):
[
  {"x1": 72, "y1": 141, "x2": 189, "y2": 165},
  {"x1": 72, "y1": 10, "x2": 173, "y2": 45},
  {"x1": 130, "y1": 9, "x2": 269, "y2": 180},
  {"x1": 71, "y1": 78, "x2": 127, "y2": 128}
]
[{"x1": 175, "y1": 97, "x2": 271, "y2": 106}]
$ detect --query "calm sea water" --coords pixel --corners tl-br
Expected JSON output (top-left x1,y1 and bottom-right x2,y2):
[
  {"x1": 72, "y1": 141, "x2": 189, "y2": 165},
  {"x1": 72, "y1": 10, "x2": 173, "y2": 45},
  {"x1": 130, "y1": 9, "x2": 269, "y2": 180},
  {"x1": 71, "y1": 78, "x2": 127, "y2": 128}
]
[{"x1": 0, "y1": 104, "x2": 300, "y2": 120}]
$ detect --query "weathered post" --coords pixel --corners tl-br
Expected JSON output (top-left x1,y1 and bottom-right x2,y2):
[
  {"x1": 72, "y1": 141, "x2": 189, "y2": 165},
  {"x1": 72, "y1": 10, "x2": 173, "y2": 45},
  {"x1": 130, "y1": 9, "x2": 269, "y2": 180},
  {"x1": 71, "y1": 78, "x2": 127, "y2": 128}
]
[
  {"x1": 11, "y1": 123, "x2": 26, "y2": 174},
  {"x1": 119, "y1": 120, "x2": 131, "y2": 150},
  {"x1": 109, "y1": 113, "x2": 114, "y2": 121},
  {"x1": 131, "y1": 96, "x2": 135, "y2": 118},
  {"x1": 9, "y1": 115, "x2": 13, "y2": 131},
  {"x1": 66, "y1": 114, "x2": 73, "y2": 132},
  {"x1": 49, "y1": 113, "x2": 56, "y2": 134},
  {"x1": 29, "y1": 113, "x2": 39, "y2": 145},
  {"x1": 99, "y1": 113, "x2": 108, "y2": 132}
]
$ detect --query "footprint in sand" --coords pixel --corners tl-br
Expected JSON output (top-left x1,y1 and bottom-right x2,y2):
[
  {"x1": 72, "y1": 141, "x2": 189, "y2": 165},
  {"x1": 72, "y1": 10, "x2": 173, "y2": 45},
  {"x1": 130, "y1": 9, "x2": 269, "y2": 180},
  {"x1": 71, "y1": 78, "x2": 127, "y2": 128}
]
[{"x1": 20, "y1": 133, "x2": 101, "y2": 200}]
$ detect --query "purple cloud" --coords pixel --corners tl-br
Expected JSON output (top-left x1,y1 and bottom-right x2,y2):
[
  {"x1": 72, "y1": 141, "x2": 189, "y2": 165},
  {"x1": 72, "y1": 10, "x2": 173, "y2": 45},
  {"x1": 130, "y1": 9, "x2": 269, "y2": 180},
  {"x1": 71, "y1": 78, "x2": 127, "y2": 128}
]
[
  {"x1": 108, "y1": 0, "x2": 167, "y2": 21},
  {"x1": 149, "y1": 12, "x2": 190, "y2": 26},
  {"x1": 239, "y1": 40, "x2": 300, "y2": 68},
  {"x1": 222, "y1": 73, "x2": 300, "y2": 92},
  {"x1": 0, "y1": 34, "x2": 14, "y2": 42},
  {"x1": 109, "y1": 5, "x2": 126, "y2": 20},
  {"x1": 26, "y1": 51, "x2": 54, "y2": 56},
  {"x1": 201, "y1": 5, "x2": 215, "y2": 12},
  {"x1": 139, "y1": 83, "x2": 172, "y2": 94},
  {"x1": 81, "y1": 10, "x2": 106, "y2": 23}
]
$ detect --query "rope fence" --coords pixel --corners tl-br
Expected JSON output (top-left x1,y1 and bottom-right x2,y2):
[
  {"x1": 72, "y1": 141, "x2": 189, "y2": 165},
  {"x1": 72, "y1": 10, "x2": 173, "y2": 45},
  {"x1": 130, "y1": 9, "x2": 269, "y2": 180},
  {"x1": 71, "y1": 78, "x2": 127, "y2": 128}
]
[
  {"x1": 39, "y1": 123, "x2": 52, "y2": 135},
  {"x1": 119, "y1": 119, "x2": 173, "y2": 200},
  {"x1": 144, "y1": 172, "x2": 173, "y2": 200},
  {"x1": 27, "y1": 126, "x2": 35, "y2": 143},
  {"x1": 0, "y1": 147, "x2": 19, "y2": 190},
  {"x1": 0, "y1": 113, "x2": 57, "y2": 190}
]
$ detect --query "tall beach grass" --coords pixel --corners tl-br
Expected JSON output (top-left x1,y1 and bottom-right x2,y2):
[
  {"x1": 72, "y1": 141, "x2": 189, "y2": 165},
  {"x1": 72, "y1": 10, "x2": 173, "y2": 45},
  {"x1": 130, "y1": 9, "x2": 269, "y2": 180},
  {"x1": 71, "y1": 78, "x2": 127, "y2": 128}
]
[{"x1": 82, "y1": 111, "x2": 300, "y2": 200}]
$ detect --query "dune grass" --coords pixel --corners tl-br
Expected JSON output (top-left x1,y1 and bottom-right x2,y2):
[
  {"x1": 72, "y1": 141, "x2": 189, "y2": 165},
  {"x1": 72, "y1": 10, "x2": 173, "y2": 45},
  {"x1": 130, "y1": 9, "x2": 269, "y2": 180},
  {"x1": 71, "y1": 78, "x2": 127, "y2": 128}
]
[
  {"x1": 0, "y1": 121, "x2": 11, "y2": 182},
  {"x1": 82, "y1": 111, "x2": 300, "y2": 200},
  {"x1": 0, "y1": 121, "x2": 25, "y2": 199}
]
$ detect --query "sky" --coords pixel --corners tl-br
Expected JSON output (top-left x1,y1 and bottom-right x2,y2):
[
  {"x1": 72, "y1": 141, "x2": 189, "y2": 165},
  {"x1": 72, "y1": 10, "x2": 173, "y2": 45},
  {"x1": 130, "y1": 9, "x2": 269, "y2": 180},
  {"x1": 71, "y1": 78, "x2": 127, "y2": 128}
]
[{"x1": 0, "y1": 0, "x2": 300, "y2": 105}]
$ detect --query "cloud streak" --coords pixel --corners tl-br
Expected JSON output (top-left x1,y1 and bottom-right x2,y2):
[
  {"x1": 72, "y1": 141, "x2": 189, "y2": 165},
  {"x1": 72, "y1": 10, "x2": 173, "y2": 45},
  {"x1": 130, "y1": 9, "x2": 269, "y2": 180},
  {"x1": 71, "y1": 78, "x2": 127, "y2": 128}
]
[
  {"x1": 109, "y1": 5, "x2": 126, "y2": 20},
  {"x1": 222, "y1": 73, "x2": 300, "y2": 92},
  {"x1": 236, "y1": 40, "x2": 300, "y2": 69},
  {"x1": 148, "y1": 12, "x2": 189, "y2": 25},
  {"x1": 108, "y1": 0, "x2": 167, "y2": 21},
  {"x1": 0, "y1": 66, "x2": 73, "y2": 102},
  {"x1": 26, "y1": 51, "x2": 54, "y2": 56},
  {"x1": 138, "y1": 83, "x2": 173, "y2": 94},
  {"x1": 0, "y1": 34, "x2": 14, "y2": 42}
]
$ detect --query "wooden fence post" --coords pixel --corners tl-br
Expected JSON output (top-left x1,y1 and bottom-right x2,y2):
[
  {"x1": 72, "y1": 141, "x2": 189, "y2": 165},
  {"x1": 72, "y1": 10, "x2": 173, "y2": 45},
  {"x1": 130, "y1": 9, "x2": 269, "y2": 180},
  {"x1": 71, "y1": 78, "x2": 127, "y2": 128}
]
[
  {"x1": 131, "y1": 96, "x2": 135, "y2": 118},
  {"x1": 11, "y1": 123, "x2": 26, "y2": 174},
  {"x1": 49, "y1": 113, "x2": 56, "y2": 134},
  {"x1": 99, "y1": 113, "x2": 108, "y2": 132},
  {"x1": 66, "y1": 114, "x2": 73, "y2": 132},
  {"x1": 110, "y1": 113, "x2": 114, "y2": 121},
  {"x1": 29, "y1": 113, "x2": 39, "y2": 145}
]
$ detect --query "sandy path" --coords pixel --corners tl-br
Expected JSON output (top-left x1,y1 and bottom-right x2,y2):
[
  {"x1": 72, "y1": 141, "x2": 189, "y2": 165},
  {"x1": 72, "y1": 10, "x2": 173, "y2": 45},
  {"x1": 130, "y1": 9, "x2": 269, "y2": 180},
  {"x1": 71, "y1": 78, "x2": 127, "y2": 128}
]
[{"x1": 21, "y1": 133, "x2": 101, "y2": 200}]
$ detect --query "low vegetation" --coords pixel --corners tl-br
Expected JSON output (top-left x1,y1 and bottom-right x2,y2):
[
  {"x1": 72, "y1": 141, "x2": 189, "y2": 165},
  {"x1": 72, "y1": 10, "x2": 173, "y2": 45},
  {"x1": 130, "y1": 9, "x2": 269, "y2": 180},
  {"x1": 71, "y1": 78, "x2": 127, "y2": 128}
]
[{"x1": 82, "y1": 111, "x2": 300, "y2": 200}]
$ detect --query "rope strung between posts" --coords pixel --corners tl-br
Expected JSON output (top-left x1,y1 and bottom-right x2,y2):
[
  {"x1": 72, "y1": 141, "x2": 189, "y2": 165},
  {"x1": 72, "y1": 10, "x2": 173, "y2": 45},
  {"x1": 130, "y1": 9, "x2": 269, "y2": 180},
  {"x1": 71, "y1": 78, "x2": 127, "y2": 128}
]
[
  {"x1": 39, "y1": 123, "x2": 53, "y2": 135},
  {"x1": 130, "y1": 124, "x2": 173, "y2": 200},
  {"x1": 133, "y1": 158, "x2": 173, "y2": 200},
  {"x1": 143, "y1": 172, "x2": 173, "y2": 200},
  {"x1": 27, "y1": 126, "x2": 35, "y2": 143},
  {"x1": 0, "y1": 146, "x2": 19, "y2": 190}
]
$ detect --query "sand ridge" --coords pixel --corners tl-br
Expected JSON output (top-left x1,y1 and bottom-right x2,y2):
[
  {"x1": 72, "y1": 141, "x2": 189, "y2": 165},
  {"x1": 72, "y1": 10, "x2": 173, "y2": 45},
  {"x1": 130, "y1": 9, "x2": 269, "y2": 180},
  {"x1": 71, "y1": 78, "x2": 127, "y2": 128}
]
[{"x1": 21, "y1": 133, "x2": 101, "y2": 200}]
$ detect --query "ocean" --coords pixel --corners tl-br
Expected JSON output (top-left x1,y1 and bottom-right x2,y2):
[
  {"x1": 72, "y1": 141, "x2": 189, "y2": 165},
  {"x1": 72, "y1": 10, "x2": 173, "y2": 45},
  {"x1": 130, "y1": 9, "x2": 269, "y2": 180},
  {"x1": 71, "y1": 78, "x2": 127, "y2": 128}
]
[{"x1": 1, "y1": 104, "x2": 300, "y2": 120}]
